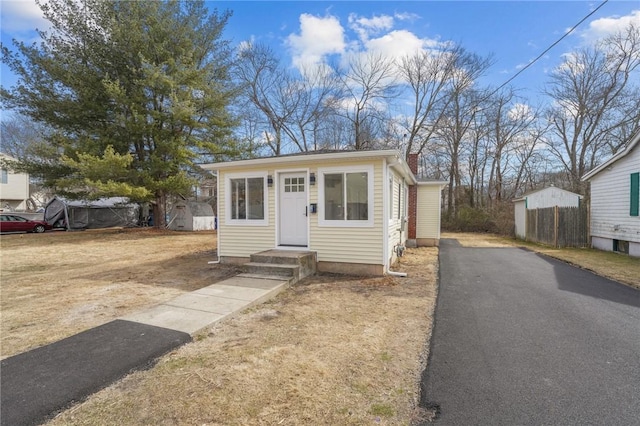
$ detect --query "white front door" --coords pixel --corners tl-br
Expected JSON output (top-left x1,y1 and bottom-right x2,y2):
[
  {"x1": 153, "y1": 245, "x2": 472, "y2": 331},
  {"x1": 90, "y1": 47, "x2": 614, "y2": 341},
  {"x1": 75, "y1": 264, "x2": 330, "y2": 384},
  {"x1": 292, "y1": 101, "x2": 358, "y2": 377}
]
[{"x1": 279, "y1": 172, "x2": 308, "y2": 246}]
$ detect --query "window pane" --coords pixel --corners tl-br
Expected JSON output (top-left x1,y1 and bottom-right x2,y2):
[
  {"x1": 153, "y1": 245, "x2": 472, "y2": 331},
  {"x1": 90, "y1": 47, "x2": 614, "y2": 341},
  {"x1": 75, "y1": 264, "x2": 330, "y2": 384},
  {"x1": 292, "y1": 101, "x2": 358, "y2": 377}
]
[
  {"x1": 324, "y1": 173, "x2": 344, "y2": 220},
  {"x1": 231, "y1": 178, "x2": 246, "y2": 219},
  {"x1": 347, "y1": 172, "x2": 368, "y2": 220},
  {"x1": 247, "y1": 177, "x2": 264, "y2": 219}
]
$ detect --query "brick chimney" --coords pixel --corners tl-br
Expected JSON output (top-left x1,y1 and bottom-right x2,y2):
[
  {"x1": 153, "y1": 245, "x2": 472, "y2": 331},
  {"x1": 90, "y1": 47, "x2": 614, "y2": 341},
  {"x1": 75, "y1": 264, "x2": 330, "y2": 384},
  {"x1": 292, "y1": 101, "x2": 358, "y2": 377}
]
[{"x1": 407, "y1": 153, "x2": 418, "y2": 244}]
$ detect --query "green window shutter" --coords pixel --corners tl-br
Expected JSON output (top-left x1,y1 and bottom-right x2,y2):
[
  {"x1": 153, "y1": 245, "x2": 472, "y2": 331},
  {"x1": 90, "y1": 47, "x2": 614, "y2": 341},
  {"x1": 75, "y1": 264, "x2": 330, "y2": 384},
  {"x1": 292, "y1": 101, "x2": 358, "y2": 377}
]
[{"x1": 631, "y1": 172, "x2": 639, "y2": 217}]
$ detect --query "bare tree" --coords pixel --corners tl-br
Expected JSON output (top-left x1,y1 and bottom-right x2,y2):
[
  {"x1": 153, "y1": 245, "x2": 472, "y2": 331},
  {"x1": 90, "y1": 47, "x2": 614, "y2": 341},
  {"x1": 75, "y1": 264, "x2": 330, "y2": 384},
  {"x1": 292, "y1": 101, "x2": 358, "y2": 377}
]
[
  {"x1": 286, "y1": 65, "x2": 342, "y2": 151},
  {"x1": 396, "y1": 44, "x2": 462, "y2": 158},
  {"x1": 335, "y1": 51, "x2": 398, "y2": 150},
  {"x1": 434, "y1": 50, "x2": 494, "y2": 216},
  {"x1": 233, "y1": 43, "x2": 297, "y2": 155},
  {"x1": 484, "y1": 89, "x2": 540, "y2": 204},
  {"x1": 544, "y1": 23, "x2": 640, "y2": 193}
]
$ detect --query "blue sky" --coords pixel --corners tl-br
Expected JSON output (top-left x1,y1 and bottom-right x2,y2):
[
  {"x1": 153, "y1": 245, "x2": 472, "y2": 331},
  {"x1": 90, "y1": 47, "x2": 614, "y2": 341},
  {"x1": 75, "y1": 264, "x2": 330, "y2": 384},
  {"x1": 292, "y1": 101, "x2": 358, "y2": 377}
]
[{"x1": 1, "y1": 0, "x2": 639, "y2": 105}]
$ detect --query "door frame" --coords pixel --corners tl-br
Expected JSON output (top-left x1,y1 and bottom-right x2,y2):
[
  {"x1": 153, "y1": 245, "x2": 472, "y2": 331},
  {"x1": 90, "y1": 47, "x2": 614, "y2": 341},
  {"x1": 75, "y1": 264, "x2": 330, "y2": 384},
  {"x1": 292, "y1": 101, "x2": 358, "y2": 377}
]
[{"x1": 276, "y1": 169, "x2": 310, "y2": 248}]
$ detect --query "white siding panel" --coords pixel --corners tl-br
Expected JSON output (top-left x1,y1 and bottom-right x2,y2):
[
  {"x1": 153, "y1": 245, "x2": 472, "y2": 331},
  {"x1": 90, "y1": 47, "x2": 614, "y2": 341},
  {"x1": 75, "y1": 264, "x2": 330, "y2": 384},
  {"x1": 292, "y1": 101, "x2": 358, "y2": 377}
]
[
  {"x1": 514, "y1": 200, "x2": 526, "y2": 238},
  {"x1": 416, "y1": 185, "x2": 441, "y2": 239},
  {"x1": 217, "y1": 157, "x2": 388, "y2": 265},
  {"x1": 310, "y1": 159, "x2": 384, "y2": 265},
  {"x1": 590, "y1": 147, "x2": 640, "y2": 244},
  {"x1": 525, "y1": 187, "x2": 581, "y2": 209},
  {"x1": 218, "y1": 169, "x2": 275, "y2": 257},
  {"x1": 387, "y1": 169, "x2": 405, "y2": 266}
]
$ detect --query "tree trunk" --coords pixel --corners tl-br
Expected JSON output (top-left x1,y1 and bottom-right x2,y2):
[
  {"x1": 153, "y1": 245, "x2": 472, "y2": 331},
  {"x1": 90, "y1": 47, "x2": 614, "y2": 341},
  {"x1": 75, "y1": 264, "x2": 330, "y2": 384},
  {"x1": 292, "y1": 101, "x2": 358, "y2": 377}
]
[{"x1": 153, "y1": 190, "x2": 167, "y2": 229}]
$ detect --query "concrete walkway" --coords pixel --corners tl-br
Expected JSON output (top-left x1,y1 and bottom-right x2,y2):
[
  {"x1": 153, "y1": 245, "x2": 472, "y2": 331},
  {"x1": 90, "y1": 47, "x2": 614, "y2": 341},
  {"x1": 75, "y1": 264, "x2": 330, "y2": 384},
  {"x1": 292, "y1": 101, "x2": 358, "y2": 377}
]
[
  {"x1": 121, "y1": 273, "x2": 291, "y2": 334},
  {"x1": 1, "y1": 273, "x2": 291, "y2": 426}
]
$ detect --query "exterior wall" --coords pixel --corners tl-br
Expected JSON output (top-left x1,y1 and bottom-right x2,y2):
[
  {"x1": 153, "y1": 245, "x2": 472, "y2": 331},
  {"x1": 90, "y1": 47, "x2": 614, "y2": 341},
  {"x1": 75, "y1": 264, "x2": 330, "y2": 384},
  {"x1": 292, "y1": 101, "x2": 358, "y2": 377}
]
[
  {"x1": 218, "y1": 168, "x2": 276, "y2": 258},
  {"x1": 0, "y1": 155, "x2": 30, "y2": 211},
  {"x1": 217, "y1": 157, "x2": 387, "y2": 268},
  {"x1": 387, "y1": 167, "x2": 407, "y2": 267},
  {"x1": 416, "y1": 184, "x2": 442, "y2": 244},
  {"x1": 310, "y1": 158, "x2": 385, "y2": 267},
  {"x1": 524, "y1": 187, "x2": 581, "y2": 209},
  {"x1": 589, "y1": 146, "x2": 640, "y2": 255},
  {"x1": 514, "y1": 200, "x2": 526, "y2": 239},
  {"x1": 192, "y1": 217, "x2": 216, "y2": 231}
]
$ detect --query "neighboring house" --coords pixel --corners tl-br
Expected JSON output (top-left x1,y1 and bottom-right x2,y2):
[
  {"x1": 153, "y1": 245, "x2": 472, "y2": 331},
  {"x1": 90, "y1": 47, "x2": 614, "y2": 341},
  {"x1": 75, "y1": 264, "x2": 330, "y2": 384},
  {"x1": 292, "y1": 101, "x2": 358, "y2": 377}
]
[
  {"x1": 582, "y1": 131, "x2": 640, "y2": 257},
  {"x1": 0, "y1": 153, "x2": 30, "y2": 211},
  {"x1": 202, "y1": 150, "x2": 446, "y2": 276},
  {"x1": 167, "y1": 200, "x2": 216, "y2": 231},
  {"x1": 513, "y1": 186, "x2": 583, "y2": 239}
]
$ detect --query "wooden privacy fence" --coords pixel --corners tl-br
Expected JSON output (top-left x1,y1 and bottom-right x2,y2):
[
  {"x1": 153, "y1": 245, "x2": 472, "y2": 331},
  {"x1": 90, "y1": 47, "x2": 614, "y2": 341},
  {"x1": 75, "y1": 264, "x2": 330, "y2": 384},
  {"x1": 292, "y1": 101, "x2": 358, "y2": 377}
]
[{"x1": 526, "y1": 205, "x2": 589, "y2": 248}]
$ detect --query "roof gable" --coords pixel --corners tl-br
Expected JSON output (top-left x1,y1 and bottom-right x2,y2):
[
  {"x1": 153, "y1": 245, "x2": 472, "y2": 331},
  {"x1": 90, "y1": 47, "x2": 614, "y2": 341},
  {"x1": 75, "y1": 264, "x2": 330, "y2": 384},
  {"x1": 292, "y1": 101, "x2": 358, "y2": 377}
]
[{"x1": 582, "y1": 131, "x2": 640, "y2": 181}]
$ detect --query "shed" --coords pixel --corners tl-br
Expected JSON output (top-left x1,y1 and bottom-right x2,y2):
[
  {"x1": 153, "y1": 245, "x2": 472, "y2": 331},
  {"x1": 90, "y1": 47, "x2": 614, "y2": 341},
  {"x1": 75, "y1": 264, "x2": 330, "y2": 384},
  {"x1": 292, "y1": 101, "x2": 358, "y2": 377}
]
[
  {"x1": 582, "y1": 131, "x2": 640, "y2": 257},
  {"x1": 202, "y1": 150, "x2": 446, "y2": 276},
  {"x1": 44, "y1": 196, "x2": 139, "y2": 230},
  {"x1": 513, "y1": 186, "x2": 583, "y2": 239},
  {"x1": 167, "y1": 201, "x2": 216, "y2": 231}
]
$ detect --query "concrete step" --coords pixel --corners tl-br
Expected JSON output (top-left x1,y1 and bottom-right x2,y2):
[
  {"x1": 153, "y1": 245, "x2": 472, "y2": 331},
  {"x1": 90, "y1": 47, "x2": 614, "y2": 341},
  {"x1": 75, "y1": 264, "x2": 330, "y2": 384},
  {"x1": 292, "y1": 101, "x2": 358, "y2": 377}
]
[
  {"x1": 249, "y1": 250, "x2": 317, "y2": 282},
  {"x1": 242, "y1": 262, "x2": 300, "y2": 281}
]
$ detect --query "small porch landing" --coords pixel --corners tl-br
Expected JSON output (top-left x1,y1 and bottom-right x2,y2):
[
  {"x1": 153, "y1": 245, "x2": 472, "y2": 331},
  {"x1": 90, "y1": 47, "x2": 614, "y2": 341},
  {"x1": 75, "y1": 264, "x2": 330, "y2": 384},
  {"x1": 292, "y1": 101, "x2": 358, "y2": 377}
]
[{"x1": 242, "y1": 250, "x2": 317, "y2": 284}]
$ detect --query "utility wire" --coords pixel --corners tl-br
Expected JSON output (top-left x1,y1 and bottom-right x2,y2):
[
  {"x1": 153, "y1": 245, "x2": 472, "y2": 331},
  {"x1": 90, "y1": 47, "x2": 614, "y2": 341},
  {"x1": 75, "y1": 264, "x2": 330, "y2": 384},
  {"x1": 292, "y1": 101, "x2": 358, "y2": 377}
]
[{"x1": 489, "y1": 0, "x2": 609, "y2": 97}]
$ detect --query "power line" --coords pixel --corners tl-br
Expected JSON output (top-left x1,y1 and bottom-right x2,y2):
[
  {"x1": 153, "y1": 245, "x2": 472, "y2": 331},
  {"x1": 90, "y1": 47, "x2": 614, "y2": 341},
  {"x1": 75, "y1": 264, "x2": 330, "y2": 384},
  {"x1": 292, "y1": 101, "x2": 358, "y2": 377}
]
[{"x1": 490, "y1": 0, "x2": 609, "y2": 97}]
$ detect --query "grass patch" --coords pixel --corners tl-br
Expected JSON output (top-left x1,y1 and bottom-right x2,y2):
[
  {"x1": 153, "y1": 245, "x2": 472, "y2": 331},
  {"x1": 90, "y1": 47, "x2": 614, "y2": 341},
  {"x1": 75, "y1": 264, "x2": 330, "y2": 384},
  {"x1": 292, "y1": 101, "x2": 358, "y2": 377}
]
[
  {"x1": 370, "y1": 403, "x2": 396, "y2": 417},
  {"x1": 46, "y1": 248, "x2": 439, "y2": 425}
]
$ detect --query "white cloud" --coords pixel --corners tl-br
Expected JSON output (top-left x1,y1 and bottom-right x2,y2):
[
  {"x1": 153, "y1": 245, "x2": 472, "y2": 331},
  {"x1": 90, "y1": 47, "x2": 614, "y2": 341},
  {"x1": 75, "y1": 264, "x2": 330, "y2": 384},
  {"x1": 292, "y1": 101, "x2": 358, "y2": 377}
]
[
  {"x1": 581, "y1": 9, "x2": 640, "y2": 42},
  {"x1": 394, "y1": 12, "x2": 420, "y2": 23},
  {"x1": 508, "y1": 103, "x2": 533, "y2": 121},
  {"x1": 286, "y1": 13, "x2": 345, "y2": 69},
  {"x1": 365, "y1": 30, "x2": 436, "y2": 61},
  {"x1": 1, "y1": 0, "x2": 50, "y2": 36},
  {"x1": 348, "y1": 13, "x2": 394, "y2": 42}
]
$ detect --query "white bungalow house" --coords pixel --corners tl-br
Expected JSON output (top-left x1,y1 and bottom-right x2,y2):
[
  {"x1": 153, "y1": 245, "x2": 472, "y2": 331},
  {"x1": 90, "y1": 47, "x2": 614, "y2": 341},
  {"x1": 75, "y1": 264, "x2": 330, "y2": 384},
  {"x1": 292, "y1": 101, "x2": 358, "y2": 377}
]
[
  {"x1": 202, "y1": 150, "x2": 446, "y2": 276},
  {"x1": 582, "y1": 131, "x2": 640, "y2": 257},
  {"x1": 0, "y1": 153, "x2": 30, "y2": 211},
  {"x1": 513, "y1": 186, "x2": 583, "y2": 239}
]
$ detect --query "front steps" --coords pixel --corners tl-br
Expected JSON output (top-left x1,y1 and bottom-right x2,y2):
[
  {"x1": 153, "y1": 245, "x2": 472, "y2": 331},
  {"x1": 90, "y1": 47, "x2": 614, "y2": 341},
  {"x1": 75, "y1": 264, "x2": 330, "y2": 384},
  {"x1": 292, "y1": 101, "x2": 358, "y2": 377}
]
[{"x1": 241, "y1": 250, "x2": 317, "y2": 285}]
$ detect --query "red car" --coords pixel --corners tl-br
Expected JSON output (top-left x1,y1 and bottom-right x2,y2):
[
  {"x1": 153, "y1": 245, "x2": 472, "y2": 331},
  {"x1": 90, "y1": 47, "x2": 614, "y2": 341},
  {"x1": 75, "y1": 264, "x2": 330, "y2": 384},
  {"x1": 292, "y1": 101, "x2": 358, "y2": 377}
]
[{"x1": 0, "y1": 214, "x2": 53, "y2": 233}]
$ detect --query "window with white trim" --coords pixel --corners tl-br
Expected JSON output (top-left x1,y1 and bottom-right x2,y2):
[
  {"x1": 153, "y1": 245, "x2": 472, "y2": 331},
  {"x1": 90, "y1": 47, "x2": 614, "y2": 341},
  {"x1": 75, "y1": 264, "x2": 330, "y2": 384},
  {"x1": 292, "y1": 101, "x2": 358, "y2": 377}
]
[
  {"x1": 226, "y1": 173, "x2": 267, "y2": 225},
  {"x1": 0, "y1": 168, "x2": 7, "y2": 184},
  {"x1": 319, "y1": 166, "x2": 374, "y2": 227}
]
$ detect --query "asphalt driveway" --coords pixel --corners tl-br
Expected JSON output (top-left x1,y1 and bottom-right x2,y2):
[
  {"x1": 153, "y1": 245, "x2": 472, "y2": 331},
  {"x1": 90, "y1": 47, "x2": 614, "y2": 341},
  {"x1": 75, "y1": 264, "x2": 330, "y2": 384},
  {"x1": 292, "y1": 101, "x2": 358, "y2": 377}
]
[{"x1": 420, "y1": 239, "x2": 640, "y2": 425}]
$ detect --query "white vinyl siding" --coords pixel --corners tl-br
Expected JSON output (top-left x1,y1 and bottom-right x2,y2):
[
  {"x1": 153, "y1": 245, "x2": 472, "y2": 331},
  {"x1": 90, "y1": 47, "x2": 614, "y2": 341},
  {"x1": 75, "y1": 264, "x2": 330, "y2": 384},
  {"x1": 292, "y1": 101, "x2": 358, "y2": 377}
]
[
  {"x1": 417, "y1": 184, "x2": 442, "y2": 239},
  {"x1": 311, "y1": 160, "x2": 384, "y2": 265},
  {"x1": 218, "y1": 169, "x2": 275, "y2": 257},
  {"x1": 0, "y1": 154, "x2": 30, "y2": 210},
  {"x1": 215, "y1": 157, "x2": 389, "y2": 265},
  {"x1": 514, "y1": 200, "x2": 526, "y2": 239},
  {"x1": 386, "y1": 168, "x2": 407, "y2": 267},
  {"x1": 590, "y1": 147, "x2": 640, "y2": 244}
]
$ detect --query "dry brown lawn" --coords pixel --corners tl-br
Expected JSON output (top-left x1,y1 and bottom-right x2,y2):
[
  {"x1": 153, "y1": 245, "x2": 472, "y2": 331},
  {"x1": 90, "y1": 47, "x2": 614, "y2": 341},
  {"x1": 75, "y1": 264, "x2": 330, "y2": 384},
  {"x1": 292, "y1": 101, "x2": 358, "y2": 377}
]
[
  {"x1": 47, "y1": 246, "x2": 438, "y2": 425},
  {"x1": 1, "y1": 229, "x2": 239, "y2": 359},
  {"x1": 443, "y1": 232, "x2": 640, "y2": 289},
  {"x1": 2, "y1": 229, "x2": 438, "y2": 425}
]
